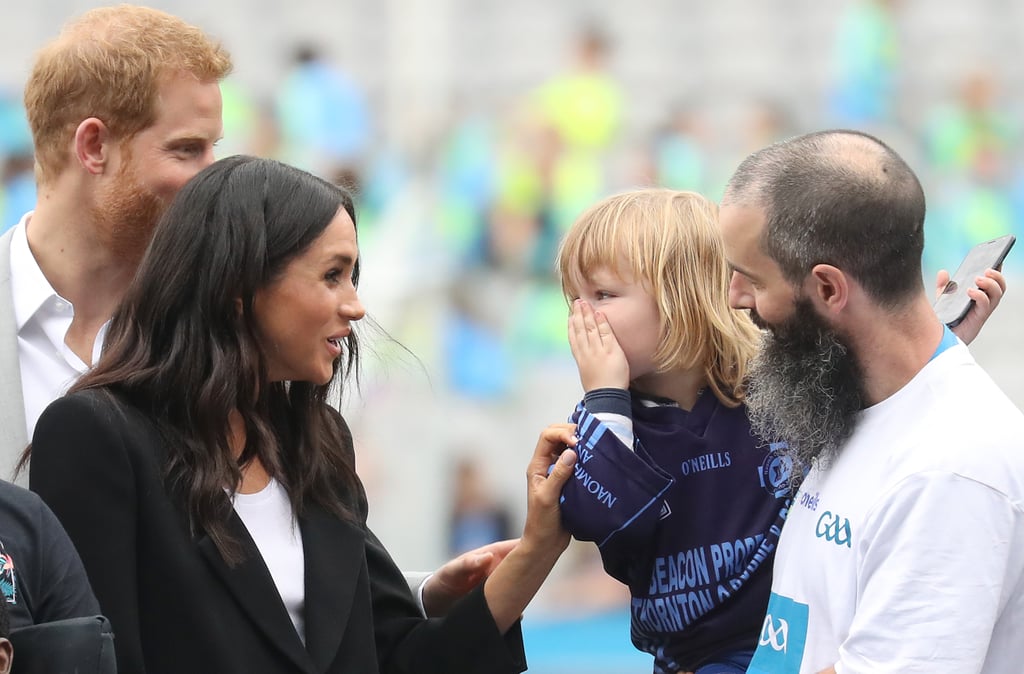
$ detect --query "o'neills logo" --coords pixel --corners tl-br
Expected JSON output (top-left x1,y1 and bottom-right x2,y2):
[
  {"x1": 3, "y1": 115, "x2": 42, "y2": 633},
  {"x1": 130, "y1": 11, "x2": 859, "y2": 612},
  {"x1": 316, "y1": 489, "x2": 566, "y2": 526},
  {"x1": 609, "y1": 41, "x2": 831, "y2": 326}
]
[{"x1": 680, "y1": 451, "x2": 731, "y2": 476}]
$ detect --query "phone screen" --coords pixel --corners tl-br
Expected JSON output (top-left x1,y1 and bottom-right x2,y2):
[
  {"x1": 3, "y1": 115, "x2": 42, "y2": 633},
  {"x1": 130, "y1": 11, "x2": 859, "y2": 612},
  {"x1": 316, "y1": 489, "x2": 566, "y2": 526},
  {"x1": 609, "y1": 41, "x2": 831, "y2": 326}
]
[{"x1": 933, "y1": 234, "x2": 1016, "y2": 327}]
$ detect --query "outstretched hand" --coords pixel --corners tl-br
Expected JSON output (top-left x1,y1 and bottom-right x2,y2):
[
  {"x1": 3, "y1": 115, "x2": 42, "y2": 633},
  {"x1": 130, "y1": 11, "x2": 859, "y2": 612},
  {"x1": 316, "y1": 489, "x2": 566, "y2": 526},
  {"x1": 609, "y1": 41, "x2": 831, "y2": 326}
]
[
  {"x1": 568, "y1": 299, "x2": 629, "y2": 392},
  {"x1": 521, "y1": 423, "x2": 577, "y2": 555},
  {"x1": 483, "y1": 423, "x2": 578, "y2": 633},
  {"x1": 421, "y1": 539, "x2": 519, "y2": 618},
  {"x1": 935, "y1": 267, "x2": 1006, "y2": 344}
]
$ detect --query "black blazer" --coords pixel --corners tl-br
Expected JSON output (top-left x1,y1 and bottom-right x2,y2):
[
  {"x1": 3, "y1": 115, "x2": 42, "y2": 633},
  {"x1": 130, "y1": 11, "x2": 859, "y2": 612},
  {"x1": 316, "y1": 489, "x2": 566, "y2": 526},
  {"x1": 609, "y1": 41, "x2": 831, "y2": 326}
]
[{"x1": 29, "y1": 390, "x2": 526, "y2": 674}]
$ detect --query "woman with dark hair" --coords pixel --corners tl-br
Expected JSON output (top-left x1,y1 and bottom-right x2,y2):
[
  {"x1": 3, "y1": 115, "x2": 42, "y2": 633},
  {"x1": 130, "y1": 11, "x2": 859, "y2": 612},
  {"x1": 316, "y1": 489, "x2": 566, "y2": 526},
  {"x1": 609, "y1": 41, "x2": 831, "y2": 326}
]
[{"x1": 25, "y1": 155, "x2": 578, "y2": 674}]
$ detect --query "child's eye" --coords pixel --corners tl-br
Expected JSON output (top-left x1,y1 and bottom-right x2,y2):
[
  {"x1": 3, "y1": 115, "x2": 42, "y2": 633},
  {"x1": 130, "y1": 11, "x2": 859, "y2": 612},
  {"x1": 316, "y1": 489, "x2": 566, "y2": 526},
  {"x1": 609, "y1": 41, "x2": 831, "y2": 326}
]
[
  {"x1": 596, "y1": 290, "x2": 614, "y2": 300},
  {"x1": 325, "y1": 270, "x2": 341, "y2": 284}
]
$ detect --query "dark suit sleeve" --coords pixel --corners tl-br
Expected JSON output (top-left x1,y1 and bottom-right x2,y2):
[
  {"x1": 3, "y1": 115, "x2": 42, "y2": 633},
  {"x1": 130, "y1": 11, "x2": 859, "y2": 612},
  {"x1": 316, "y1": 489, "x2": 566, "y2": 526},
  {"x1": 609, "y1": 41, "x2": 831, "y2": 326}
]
[
  {"x1": 29, "y1": 392, "x2": 145, "y2": 672},
  {"x1": 365, "y1": 526, "x2": 526, "y2": 674},
  {"x1": 323, "y1": 408, "x2": 524, "y2": 673}
]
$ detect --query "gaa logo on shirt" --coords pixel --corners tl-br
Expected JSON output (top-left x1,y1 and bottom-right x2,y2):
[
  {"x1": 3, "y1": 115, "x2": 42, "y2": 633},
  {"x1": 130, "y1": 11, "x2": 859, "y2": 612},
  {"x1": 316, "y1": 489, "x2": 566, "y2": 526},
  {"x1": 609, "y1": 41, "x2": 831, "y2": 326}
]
[
  {"x1": 747, "y1": 593, "x2": 808, "y2": 674},
  {"x1": 815, "y1": 511, "x2": 852, "y2": 548}
]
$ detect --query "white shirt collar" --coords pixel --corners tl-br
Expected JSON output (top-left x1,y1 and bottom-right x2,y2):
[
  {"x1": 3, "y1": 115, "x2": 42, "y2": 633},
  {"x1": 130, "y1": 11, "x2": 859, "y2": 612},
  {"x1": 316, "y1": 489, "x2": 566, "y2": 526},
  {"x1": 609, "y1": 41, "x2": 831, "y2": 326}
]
[{"x1": 9, "y1": 212, "x2": 70, "y2": 332}]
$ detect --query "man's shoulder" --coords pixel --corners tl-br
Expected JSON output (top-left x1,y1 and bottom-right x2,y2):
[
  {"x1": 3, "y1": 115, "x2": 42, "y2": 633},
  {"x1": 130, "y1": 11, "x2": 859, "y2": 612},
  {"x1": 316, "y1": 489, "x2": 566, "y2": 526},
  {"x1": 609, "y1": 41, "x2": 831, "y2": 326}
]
[
  {"x1": 0, "y1": 478, "x2": 45, "y2": 516},
  {"x1": 864, "y1": 357, "x2": 1024, "y2": 493}
]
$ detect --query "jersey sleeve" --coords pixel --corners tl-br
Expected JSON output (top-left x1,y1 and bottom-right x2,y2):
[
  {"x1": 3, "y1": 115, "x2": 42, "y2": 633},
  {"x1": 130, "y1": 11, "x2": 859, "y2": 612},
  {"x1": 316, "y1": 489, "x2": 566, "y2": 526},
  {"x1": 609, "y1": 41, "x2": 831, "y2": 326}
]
[
  {"x1": 365, "y1": 525, "x2": 526, "y2": 674},
  {"x1": 559, "y1": 402, "x2": 673, "y2": 553},
  {"x1": 837, "y1": 471, "x2": 1024, "y2": 673}
]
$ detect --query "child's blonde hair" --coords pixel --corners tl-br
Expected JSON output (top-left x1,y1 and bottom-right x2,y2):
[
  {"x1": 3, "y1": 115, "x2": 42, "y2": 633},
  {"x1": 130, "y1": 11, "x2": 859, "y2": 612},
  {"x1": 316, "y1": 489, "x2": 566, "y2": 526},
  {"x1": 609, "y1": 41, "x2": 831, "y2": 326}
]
[{"x1": 556, "y1": 188, "x2": 760, "y2": 406}]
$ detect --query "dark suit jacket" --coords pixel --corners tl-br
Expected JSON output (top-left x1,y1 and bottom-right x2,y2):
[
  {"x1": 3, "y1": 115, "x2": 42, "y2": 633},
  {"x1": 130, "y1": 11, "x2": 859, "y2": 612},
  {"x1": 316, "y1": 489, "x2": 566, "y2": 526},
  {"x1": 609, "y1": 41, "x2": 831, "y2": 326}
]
[{"x1": 29, "y1": 390, "x2": 526, "y2": 674}]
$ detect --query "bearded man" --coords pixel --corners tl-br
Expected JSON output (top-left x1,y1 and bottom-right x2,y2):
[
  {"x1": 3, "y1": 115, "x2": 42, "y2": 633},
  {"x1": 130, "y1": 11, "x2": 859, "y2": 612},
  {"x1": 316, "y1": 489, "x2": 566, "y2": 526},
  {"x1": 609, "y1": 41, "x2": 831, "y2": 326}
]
[{"x1": 720, "y1": 129, "x2": 1024, "y2": 674}]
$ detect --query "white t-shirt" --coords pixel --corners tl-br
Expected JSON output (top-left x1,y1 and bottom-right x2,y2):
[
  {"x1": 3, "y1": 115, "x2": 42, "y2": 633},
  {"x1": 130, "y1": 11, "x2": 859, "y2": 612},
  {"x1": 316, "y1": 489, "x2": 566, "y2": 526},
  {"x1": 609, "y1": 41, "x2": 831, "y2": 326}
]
[
  {"x1": 233, "y1": 478, "x2": 307, "y2": 642},
  {"x1": 748, "y1": 342, "x2": 1024, "y2": 674}
]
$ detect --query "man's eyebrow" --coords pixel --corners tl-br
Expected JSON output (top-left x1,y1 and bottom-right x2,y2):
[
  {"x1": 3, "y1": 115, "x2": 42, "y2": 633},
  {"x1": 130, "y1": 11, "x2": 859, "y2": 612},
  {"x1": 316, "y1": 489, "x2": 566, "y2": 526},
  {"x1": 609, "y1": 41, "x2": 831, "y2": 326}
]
[
  {"x1": 729, "y1": 262, "x2": 760, "y2": 282},
  {"x1": 166, "y1": 134, "x2": 215, "y2": 146}
]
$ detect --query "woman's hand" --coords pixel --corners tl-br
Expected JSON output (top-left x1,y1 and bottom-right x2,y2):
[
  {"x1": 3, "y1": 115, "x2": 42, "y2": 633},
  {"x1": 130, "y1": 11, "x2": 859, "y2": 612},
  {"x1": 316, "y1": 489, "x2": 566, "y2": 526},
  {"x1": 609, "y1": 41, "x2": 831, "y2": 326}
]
[
  {"x1": 483, "y1": 424, "x2": 578, "y2": 633},
  {"x1": 520, "y1": 424, "x2": 578, "y2": 555},
  {"x1": 421, "y1": 539, "x2": 519, "y2": 617}
]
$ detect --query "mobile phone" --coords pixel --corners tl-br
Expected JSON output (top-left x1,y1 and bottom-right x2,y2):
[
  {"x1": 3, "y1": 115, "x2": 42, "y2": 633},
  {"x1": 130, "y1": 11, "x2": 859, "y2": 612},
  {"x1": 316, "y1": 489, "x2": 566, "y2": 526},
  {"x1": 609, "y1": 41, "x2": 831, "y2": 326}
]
[{"x1": 933, "y1": 234, "x2": 1015, "y2": 327}]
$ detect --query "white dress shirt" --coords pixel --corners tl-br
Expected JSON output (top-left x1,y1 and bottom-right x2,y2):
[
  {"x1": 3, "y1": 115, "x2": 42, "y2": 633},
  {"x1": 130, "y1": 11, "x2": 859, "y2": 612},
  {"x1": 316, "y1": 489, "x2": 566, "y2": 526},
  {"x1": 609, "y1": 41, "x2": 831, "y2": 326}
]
[{"x1": 10, "y1": 214, "x2": 105, "y2": 440}]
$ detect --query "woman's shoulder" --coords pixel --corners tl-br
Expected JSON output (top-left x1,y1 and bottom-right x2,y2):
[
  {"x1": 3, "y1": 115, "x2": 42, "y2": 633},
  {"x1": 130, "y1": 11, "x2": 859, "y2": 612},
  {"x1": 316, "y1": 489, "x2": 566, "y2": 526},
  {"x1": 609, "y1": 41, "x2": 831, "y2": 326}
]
[
  {"x1": 42, "y1": 388, "x2": 136, "y2": 425},
  {"x1": 36, "y1": 388, "x2": 159, "y2": 454}
]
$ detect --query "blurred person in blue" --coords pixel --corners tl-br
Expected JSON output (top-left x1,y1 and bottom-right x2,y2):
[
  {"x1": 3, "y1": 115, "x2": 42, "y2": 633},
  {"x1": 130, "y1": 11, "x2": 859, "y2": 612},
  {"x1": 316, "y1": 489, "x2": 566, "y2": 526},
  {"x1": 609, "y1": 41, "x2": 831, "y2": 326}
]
[
  {"x1": 26, "y1": 155, "x2": 579, "y2": 674},
  {"x1": 921, "y1": 69, "x2": 1019, "y2": 271},
  {"x1": 643, "y1": 103, "x2": 710, "y2": 193},
  {"x1": 448, "y1": 457, "x2": 514, "y2": 557},
  {"x1": 553, "y1": 186, "x2": 1003, "y2": 674},
  {"x1": 720, "y1": 130, "x2": 1024, "y2": 674},
  {"x1": 276, "y1": 43, "x2": 371, "y2": 190},
  {"x1": 0, "y1": 94, "x2": 35, "y2": 235},
  {"x1": 827, "y1": 0, "x2": 900, "y2": 127}
]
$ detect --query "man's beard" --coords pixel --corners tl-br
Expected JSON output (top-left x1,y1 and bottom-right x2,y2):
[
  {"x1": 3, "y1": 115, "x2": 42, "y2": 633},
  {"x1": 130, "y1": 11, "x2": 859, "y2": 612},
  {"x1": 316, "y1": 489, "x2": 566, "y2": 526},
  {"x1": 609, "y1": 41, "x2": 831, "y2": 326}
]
[
  {"x1": 745, "y1": 298, "x2": 868, "y2": 491},
  {"x1": 91, "y1": 159, "x2": 165, "y2": 265}
]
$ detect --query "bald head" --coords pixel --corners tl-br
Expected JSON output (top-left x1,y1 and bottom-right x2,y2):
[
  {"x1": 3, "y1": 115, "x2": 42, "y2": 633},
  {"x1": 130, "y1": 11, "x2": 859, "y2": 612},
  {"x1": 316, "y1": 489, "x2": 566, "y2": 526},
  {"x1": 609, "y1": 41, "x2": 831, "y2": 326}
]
[{"x1": 723, "y1": 130, "x2": 926, "y2": 307}]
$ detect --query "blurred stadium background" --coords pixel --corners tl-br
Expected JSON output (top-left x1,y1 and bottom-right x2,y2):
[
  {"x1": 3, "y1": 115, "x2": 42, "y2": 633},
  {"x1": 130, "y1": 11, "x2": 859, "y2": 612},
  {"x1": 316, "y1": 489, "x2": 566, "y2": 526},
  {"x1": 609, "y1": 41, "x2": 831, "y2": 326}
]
[{"x1": 3, "y1": 1, "x2": 1022, "y2": 671}]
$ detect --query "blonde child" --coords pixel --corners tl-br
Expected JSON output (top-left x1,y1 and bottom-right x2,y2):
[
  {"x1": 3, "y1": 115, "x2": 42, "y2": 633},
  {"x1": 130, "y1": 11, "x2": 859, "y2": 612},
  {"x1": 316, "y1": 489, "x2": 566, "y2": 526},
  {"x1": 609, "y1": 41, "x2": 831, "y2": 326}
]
[{"x1": 556, "y1": 189, "x2": 774, "y2": 674}]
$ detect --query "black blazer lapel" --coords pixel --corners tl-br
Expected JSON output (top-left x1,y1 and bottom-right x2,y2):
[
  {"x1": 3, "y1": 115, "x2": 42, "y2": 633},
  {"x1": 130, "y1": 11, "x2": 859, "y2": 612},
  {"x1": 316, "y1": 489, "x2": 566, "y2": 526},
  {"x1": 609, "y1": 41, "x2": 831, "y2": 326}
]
[
  {"x1": 300, "y1": 503, "x2": 365, "y2": 673},
  {"x1": 197, "y1": 512, "x2": 315, "y2": 673}
]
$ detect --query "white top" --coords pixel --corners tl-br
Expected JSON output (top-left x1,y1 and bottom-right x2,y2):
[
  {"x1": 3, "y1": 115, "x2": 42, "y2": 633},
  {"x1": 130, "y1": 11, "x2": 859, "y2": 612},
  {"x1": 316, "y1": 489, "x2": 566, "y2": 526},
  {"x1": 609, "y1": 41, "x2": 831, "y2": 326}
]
[
  {"x1": 233, "y1": 478, "x2": 307, "y2": 642},
  {"x1": 748, "y1": 342, "x2": 1024, "y2": 674},
  {"x1": 10, "y1": 214, "x2": 105, "y2": 439}
]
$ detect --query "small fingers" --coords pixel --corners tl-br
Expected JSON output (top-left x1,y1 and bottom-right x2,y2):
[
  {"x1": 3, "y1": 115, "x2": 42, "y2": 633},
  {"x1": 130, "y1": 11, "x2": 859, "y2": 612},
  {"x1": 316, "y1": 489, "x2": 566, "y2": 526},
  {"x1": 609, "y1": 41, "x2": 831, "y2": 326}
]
[{"x1": 593, "y1": 308, "x2": 616, "y2": 345}]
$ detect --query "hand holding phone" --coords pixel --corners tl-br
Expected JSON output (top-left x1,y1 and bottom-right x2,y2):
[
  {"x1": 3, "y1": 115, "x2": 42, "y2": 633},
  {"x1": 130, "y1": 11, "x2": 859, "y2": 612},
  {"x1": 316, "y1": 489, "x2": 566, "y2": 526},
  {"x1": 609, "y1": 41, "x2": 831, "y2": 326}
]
[{"x1": 933, "y1": 234, "x2": 1015, "y2": 327}]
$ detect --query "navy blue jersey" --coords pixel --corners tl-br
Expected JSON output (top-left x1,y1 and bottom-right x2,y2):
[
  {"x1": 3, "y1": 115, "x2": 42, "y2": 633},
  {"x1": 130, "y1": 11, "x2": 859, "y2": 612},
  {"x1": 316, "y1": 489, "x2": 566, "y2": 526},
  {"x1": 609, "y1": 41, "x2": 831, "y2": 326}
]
[{"x1": 560, "y1": 390, "x2": 792, "y2": 672}]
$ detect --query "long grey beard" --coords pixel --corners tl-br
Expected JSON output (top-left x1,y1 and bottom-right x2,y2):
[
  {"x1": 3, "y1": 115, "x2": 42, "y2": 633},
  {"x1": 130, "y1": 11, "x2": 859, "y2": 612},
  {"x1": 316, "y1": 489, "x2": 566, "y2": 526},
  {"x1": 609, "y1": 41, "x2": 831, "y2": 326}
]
[{"x1": 745, "y1": 302, "x2": 867, "y2": 491}]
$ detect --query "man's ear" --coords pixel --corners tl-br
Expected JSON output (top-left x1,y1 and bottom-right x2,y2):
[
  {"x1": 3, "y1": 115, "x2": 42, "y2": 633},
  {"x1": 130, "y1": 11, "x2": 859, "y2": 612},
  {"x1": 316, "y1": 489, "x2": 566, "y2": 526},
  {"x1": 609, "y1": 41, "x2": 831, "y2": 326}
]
[
  {"x1": 73, "y1": 117, "x2": 112, "y2": 175},
  {"x1": 0, "y1": 637, "x2": 13, "y2": 674},
  {"x1": 807, "y1": 263, "x2": 850, "y2": 316}
]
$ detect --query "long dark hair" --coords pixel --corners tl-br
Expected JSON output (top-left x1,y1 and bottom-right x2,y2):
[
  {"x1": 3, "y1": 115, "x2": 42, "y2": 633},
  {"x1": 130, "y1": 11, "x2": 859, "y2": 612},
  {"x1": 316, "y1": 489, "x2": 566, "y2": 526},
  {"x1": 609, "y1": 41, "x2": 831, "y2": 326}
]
[{"x1": 59, "y1": 156, "x2": 361, "y2": 563}]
